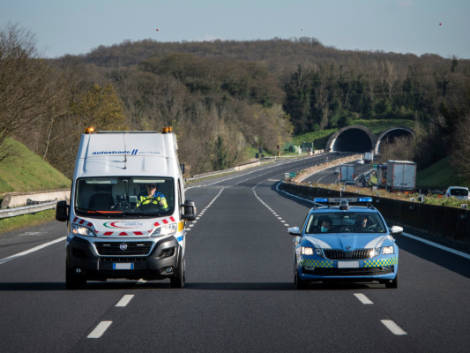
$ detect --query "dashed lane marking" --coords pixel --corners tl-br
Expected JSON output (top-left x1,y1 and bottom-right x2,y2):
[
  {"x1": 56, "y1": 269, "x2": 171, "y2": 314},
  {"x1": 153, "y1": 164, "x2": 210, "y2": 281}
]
[
  {"x1": 185, "y1": 187, "x2": 224, "y2": 233},
  {"x1": 252, "y1": 183, "x2": 287, "y2": 229},
  {"x1": 381, "y1": 320, "x2": 407, "y2": 336},
  {"x1": 353, "y1": 293, "x2": 374, "y2": 305},
  {"x1": 115, "y1": 295, "x2": 134, "y2": 307},
  {"x1": 87, "y1": 321, "x2": 112, "y2": 339}
]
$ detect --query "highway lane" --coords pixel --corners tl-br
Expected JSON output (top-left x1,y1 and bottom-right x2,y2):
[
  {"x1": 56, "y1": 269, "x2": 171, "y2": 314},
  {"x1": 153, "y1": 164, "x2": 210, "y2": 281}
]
[{"x1": 0, "y1": 154, "x2": 469, "y2": 353}]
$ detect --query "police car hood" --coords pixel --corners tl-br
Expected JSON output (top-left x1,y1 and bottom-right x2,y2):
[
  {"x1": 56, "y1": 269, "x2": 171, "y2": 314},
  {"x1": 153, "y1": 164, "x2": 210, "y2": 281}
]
[
  {"x1": 72, "y1": 215, "x2": 177, "y2": 237},
  {"x1": 302, "y1": 233, "x2": 395, "y2": 250}
]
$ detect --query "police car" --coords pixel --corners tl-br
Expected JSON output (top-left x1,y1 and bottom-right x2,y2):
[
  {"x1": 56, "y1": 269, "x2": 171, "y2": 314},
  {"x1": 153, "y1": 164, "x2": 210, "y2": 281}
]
[{"x1": 289, "y1": 197, "x2": 402, "y2": 289}]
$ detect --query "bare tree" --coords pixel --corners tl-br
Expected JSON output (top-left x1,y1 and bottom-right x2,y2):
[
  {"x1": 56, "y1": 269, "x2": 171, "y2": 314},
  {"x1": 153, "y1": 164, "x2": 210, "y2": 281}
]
[{"x1": 0, "y1": 25, "x2": 59, "y2": 149}]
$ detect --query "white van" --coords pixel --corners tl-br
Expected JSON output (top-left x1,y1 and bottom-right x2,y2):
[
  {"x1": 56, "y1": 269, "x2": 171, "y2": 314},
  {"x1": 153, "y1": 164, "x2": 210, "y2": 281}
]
[{"x1": 56, "y1": 128, "x2": 196, "y2": 289}]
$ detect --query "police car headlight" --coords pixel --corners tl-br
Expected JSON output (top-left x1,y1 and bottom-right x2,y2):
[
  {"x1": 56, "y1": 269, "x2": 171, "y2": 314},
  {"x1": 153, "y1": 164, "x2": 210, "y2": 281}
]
[
  {"x1": 71, "y1": 224, "x2": 95, "y2": 237},
  {"x1": 382, "y1": 246, "x2": 394, "y2": 254},
  {"x1": 151, "y1": 223, "x2": 177, "y2": 237},
  {"x1": 301, "y1": 247, "x2": 314, "y2": 256}
]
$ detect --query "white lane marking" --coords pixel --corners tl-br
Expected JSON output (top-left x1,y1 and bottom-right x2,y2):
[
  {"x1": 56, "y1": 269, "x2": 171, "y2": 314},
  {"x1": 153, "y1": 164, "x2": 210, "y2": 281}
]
[
  {"x1": 402, "y1": 232, "x2": 470, "y2": 260},
  {"x1": 20, "y1": 231, "x2": 44, "y2": 236},
  {"x1": 87, "y1": 321, "x2": 112, "y2": 339},
  {"x1": 0, "y1": 236, "x2": 66, "y2": 265},
  {"x1": 275, "y1": 182, "x2": 470, "y2": 260},
  {"x1": 252, "y1": 183, "x2": 288, "y2": 228},
  {"x1": 353, "y1": 293, "x2": 373, "y2": 305},
  {"x1": 185, "y1": 187, "x2": 224, "y2": 232},
  {"x1": 115, "y1": 294, "x2": 134, "y2": 307},
  {"x1": 381, "y1": 320, "x2": 407, "y2": 336}
]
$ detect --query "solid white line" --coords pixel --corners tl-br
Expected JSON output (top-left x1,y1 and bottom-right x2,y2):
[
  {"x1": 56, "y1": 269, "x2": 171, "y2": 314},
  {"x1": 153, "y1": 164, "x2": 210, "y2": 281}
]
[
  {"x1": 353, "y1": 293, "x2": 373, "y2": 305},
  {"x1": 381, "y1": 320, "x2": 407, "y2": 336},
  {"x1": 0, "y1": 236, "x2": 66, "y2": 265},
  {"x1": 115, "y1": 294, "x2": 134, "y2": 307},
  {"x1": 402, "y1": 232, "x2": 470, "y2": 260},
  {"x1": 87, "y1": 321, "x2": 112, "y2": 339}
]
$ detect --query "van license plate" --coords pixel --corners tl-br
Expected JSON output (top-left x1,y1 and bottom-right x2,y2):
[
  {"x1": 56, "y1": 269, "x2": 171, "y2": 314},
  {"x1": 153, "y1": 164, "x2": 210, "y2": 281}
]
[
  {"x1": 337, "y1": 261, "x2": 359, "y2": 268},
  {"x1": 113, "y1": 263, "x2": 134, "y2": 270}
]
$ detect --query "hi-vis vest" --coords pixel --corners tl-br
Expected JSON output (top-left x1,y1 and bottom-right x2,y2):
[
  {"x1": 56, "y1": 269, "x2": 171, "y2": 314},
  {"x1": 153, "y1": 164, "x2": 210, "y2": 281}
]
[{"x1": 138, "y1": 192, "x2": 168, "y2": 209}]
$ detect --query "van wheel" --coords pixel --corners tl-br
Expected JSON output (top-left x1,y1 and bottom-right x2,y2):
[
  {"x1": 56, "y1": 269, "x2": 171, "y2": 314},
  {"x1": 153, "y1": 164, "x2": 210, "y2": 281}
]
[
  {"x1": 65, "y1": 265, "x2": 86, "y2": 289},
  {"x1": 170, "y1": 256, "x2": 185, "y2": 288}
]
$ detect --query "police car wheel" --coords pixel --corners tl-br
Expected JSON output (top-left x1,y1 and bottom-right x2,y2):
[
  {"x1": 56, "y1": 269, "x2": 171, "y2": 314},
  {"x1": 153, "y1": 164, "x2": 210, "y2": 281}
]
[
  {"x1": 170, "y1": 256, "x2": 185, "y2": 288},
  {"x1": 295, "y1": 272, "x2": 307, "y2": 289},
  {"x1": 65, "y1": 265, "x2": 86, "y2": 289},
  {"x1": 385, "y1": 276, "x2": 398, "y2": 289}
]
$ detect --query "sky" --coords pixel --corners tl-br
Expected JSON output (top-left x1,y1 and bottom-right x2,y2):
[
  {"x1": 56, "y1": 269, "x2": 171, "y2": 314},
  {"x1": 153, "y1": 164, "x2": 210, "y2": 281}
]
[{"x1": 1, "y1": 0, "x2": 469, "y2": 59}]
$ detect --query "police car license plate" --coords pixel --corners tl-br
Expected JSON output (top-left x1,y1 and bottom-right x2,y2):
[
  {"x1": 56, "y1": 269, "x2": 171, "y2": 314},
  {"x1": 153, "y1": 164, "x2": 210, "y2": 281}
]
[
  {"x1": 113, "y1": 263, "x2": 134, "y2": 270},
  {"x1": 337, "y1": 261, "x2": 359, "y2": 268}
]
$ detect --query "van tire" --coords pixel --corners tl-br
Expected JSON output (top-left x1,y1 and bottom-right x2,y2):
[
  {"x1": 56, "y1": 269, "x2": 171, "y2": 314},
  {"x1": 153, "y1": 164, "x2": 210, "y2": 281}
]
[
  {"x1": 65, "y1": 265, "x2": 86, "y2": 289},
  {"x1": 170, "y1": 255, "x2": 185, "y2": 288}
]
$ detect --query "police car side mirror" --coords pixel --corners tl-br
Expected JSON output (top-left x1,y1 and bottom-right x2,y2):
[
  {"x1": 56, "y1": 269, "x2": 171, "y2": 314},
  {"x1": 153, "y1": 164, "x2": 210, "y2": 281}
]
[
  {"x1": 390, "y1": 226, "x2": 403, "y2": 235},
  {"x1": 56, "y1": 200, "x2": 69, "y2": 222},
  {"x1": 182, "y1": 200, "x2": 197, "y2": 221},
  {"x1": 288, "y1": 226, "x2": 301, "y2": 236}
]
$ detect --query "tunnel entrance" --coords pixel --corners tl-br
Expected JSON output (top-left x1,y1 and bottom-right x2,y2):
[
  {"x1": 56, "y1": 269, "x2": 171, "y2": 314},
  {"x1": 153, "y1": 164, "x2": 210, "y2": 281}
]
[
  {"x1": 375, "y1": 128, "x2": 414, "y2": 154},
  {"x1": 330, "y1": 127, "x2": 374, "y2": 152}
]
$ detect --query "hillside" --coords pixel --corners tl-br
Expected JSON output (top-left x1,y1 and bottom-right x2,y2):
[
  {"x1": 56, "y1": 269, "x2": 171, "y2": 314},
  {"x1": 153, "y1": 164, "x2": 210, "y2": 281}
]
[{"x1": 0, "y1": 138, "x2": 70, "y2": 195}]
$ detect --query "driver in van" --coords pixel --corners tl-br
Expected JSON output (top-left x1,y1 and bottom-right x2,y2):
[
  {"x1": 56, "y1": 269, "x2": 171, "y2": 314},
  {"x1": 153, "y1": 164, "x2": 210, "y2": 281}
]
[{"x1": 137, "y1": 183, "x2": 168, "y2": 210}]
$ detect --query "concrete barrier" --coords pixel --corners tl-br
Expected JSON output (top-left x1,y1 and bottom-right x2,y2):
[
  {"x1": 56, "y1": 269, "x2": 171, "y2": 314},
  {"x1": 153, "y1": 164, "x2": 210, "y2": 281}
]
[
  {"x1": 1, "y1": 189, "x2": 70, "y2": 209},
  {"x1": 292, "y1": 154, "x2": 362, "y2": 183}
]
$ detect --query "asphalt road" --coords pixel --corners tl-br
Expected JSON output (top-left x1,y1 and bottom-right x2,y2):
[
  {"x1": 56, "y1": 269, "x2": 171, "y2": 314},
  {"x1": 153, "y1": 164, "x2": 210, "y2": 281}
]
[{"x1": 0, "y1": 154, "x2": 469, "y2": 353}]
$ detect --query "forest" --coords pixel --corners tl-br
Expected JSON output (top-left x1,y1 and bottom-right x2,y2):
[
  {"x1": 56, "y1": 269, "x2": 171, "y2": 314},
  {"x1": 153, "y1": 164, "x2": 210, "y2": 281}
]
[{"x1": 1, "y1": 25, "x2": 470, "y2": 180}]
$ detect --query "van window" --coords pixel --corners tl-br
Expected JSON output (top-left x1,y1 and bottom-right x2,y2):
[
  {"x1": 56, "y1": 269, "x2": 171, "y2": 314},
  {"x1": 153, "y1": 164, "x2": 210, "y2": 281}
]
[
  {"x1": 75, "y1": 177, "x2": 174, "y2": 218},
  {"x1": 450, "y1": 188, "x2": 468, "y2": 197}
]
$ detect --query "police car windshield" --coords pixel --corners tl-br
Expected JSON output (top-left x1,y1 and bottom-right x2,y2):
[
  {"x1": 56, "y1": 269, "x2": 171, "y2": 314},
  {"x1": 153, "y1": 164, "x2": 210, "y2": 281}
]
[
  {"x1": 305, "y1": 212, "x2": 386, "y2": 234},
  {"x1": 75, "y1": 177, "x2": 174, "y2": 218}
]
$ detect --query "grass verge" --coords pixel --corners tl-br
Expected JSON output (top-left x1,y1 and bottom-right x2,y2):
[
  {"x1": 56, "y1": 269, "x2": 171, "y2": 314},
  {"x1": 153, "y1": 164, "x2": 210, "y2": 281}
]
[{"x1": 0, "y1": 209, "x2": 56, "y2": 234}]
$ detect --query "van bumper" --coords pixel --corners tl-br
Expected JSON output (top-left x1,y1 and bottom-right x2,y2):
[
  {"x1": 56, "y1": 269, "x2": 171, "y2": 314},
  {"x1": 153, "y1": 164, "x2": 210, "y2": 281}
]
[{"x1": 66, "y1": 235, "x2": 182, "y2": 280}]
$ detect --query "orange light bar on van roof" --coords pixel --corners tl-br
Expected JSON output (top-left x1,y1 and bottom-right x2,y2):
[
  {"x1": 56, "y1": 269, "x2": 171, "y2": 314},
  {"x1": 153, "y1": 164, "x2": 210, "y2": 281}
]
[
  {"x1": 162, "y1": 126, "x2": 173, "y2": 133},
  {"x1": 84, "y1": 126, "x2": 95, "y2": 134}
]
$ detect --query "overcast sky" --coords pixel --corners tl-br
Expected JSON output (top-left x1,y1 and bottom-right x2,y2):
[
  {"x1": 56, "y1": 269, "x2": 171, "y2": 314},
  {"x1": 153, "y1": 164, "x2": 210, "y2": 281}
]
[{"x1": 1, "y1": 0, "x2": 469, "y2": 59}]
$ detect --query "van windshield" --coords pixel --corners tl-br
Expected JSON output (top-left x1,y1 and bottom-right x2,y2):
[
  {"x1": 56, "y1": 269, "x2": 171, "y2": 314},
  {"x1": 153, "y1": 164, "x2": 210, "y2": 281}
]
[{"x1": 75, "y1": 177, "x2": 174, "y2": 218}]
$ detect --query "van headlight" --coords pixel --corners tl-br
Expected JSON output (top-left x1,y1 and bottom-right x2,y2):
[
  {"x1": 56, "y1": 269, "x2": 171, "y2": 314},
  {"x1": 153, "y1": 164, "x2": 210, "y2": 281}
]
[
  {"x1": 152, "y1": 223, "x2": 177, "y2": 237},
  {"x1": 71, "y1": 224, "x2": 95, "y2": 237},
  {"x1": 382, "y1": 246, "x2": 394, "y2": 254}
]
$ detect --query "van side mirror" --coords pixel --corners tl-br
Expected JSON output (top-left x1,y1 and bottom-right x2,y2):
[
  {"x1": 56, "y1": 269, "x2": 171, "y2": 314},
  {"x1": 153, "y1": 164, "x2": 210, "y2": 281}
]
[
  {"x1": 180, "y1": 163, "x2": 185, "y2": 174},
  {"x1": 390, "y1": 225, "x2": 403, "y2": 235},
  {"x1": 182, "y1": 200, "x2": 196, "y2": 221},
  {"x1": 56, "y1": 200, "x2": 69, "y2": 222},
  {"x1": 288, "y1": 226, "x2": 301, "y2": 236}
]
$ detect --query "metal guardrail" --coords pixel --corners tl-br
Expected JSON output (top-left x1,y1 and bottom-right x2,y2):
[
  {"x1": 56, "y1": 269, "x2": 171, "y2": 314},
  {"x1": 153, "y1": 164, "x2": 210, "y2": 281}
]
[{"x1": 0, "y1": 200, "x2": 57, "y2": 219}]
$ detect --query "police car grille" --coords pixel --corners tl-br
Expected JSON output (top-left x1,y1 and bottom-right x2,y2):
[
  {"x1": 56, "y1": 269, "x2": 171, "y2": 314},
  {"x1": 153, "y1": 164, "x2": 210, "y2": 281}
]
[
  {"x1": 95, "y1": 242, "x2": 153, "y2": 256},
  {"x1": 306, "y1": 266, "x2": 394, "y2": 276},
  {"x1": 324, "y1": 249, "x2": 372, "y2": 260}
]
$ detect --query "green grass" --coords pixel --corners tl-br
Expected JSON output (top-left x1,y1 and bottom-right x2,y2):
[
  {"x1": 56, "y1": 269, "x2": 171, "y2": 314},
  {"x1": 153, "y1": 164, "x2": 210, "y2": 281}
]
[
  {"x1": 416, "y1": 158, "x2": 468, "y2": 188},
  {"x1": 0, "y1": 209, "x2": 56, "y2": 234},
  {"x1": 289, "y1": 118, "x2": 415, "y2": 150},
  {"x1": 350, "y1": 118, "x2": 415, "y2": 134},
  {"x1": 290, "y1": 129, "x2": 337, "y2": 146},
  {"x1": 0, "y1": 138, "x2": 70, "y2": 195}
]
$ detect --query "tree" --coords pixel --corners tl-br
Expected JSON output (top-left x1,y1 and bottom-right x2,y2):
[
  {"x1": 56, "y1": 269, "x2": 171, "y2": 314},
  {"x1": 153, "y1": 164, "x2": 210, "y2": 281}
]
[{"x1": 0, "y1": 25, "x2": 60, "y2": 152}]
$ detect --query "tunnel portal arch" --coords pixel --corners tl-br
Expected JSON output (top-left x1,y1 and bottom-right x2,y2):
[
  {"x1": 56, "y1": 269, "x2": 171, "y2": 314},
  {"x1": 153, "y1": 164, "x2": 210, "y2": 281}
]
[
  {"x1": 327, "y1": 126, "x2": 375, "y2": 153},
  {"x1": 374, "y1": 127, "x2": 415, "y2": 154}
]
